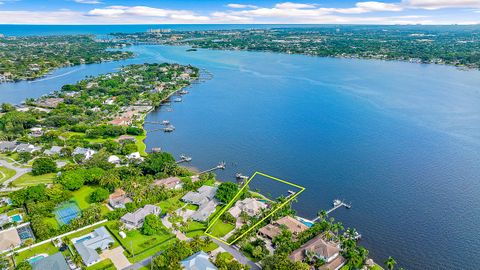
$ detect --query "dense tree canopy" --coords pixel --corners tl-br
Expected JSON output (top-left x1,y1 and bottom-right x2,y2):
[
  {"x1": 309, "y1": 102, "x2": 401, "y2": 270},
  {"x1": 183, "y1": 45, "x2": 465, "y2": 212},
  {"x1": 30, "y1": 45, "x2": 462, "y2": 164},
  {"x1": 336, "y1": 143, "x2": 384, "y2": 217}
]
[
  {"x1": 32, "y1": 157, "x2": 57, "y2": 175},
  {"x1": 215, "y1": 182, "x2": 239, "y2": 203}
]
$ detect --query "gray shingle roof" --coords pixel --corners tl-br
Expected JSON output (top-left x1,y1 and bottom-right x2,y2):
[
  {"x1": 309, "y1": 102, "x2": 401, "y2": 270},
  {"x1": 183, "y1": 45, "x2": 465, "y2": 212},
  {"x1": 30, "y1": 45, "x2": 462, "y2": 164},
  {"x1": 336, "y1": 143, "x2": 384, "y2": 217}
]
[
  {"x1": 181, "y1": 251, "x2": 218, "y2": 270},
  {"x1": 31, "y1": 252, "x2": 69, "y2": 270}
]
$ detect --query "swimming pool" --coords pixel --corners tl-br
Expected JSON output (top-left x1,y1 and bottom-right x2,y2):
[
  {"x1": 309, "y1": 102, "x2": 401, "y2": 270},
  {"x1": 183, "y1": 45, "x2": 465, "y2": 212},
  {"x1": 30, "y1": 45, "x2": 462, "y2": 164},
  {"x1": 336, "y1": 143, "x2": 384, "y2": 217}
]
[
  {"x1": 27, "y1": 254, "x2": 47, "y2": 264},
  {"x1": 10, "y1": 214, "x2": 22, "y2": 222},
  {"x1": 297, "y1": 217, "x2": 314, "y2": 228},
  {"x1": 74, "y1": 235, "x2": 92, "y2": 243}
]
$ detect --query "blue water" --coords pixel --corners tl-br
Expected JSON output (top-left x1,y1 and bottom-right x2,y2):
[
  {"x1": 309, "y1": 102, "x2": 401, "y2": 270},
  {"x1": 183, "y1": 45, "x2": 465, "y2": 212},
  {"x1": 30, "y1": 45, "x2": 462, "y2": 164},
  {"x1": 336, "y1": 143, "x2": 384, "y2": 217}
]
[
  {"x1": 0, "y1": 25, "x2": 479, "y2": 269},
  {"x1": 0, "y1": 24, "x2": 314, "y2": 37},
  {"x1": 10, "y1": 214, "x2": 22, "y2": 222},
  {"x1": 74, "y1": 235, "x2": 92, "y2": 243},
  {"x1": 27, "y1": 255, "x2": 46, "y2": 264}
]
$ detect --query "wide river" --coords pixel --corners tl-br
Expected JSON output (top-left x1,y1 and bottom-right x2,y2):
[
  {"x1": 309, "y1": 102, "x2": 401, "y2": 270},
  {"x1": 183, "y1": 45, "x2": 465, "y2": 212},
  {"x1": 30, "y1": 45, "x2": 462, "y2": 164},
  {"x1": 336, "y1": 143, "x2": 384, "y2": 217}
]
[{"x1": 2, "y1": 44, "x2": 480, "y2": 270}]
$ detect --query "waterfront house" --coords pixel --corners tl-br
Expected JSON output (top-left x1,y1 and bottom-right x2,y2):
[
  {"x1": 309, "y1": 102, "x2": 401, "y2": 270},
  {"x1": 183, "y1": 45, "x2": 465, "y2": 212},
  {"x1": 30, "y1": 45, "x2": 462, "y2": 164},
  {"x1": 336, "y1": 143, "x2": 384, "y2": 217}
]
[
  {"x1": 182, "y1": 186, "x2": 218, "y2": 222},
  {"x1": 0, "y1": 141, "x2": 17, "y2": 152},
  {"x1": 228, "y1": 198, "x2": 268, "y2": 219},
  {"x1": 181, "y1": 251, "x2": 218, "y2": 270},
  {"x1": 126, "y1": 152, "x2": 143, "y2": 160},
  {"x1": 289, "y1": 235, "x2": 345, "y2": 270},
  {"x1": 72, "y1": 147, "x2": 96, "y2": 160},
  {"x1": 108, "y1": 188, "x2": 132, "y2": 209},
  {"x1": 115, "y1": 135, "x2": 137, "y2": 143},
  {"x1": 44, "y1": 146, "x2": 63, "y2": 156},
  {"x1": 31, "y1": 252, "x2": 69, "y2": 270},
  {"x1": 35, "y1": 98, "x2": 64, "y2": 109},
  {"x1": 182, "y1": 185, "x2": 217, "y2": 205},
  {"x1": 153, "y1": 177, "x2": 183, "y2": 190},
  {"x1": 191, "y1": 200, "x2": 218, "y2": 222},
  {"x1": 120, "y1": 204, "x2": 161, "y2": 229},
  {"x1": 109, "y1": 117, "x2": 132, "y2": 126},
  {"x1": 73, "y1": 226, "x2": 114, "y2": 267},
  {"x1": 259, "y1": 216, "x2": 309, "y2": 240},
  {"x1": 0, "y1": 227, "x2": 22, "y2": 252},
  {"x1": 15, "y1": 143, "x2": 41, "y2": 153}
]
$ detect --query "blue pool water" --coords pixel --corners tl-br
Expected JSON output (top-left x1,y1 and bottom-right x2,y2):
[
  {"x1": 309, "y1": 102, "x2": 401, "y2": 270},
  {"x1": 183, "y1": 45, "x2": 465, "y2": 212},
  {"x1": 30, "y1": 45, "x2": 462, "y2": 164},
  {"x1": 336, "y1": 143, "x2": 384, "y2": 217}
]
[
  {"x1": 10, "y1": 214, "x2": 22, "y2": 222},
  {"x1": 74, "y1": 235, "x2": 92, "y2": 243},
  {"x1": 27, "y1": 255, "x2": 46, "y2": 264},
  {"x1": 0, "y1": 35, "x2": 478, "y2": 269}
]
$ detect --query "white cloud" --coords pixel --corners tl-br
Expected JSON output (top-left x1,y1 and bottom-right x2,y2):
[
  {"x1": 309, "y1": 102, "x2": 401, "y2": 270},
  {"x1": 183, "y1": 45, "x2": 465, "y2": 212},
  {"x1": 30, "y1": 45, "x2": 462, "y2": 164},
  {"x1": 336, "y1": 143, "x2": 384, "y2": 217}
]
[
  {"x1": 402, "y1": 0, "x2": 480, "y2": 10},
  {"x1": 274, "y1": 2, "x2": 317, "y2": 9},
  {"x1": 325, "y1": 1, "x2": 403, "y2": 14},
  {"x1": 227, "y1": 3, "x2": 258, "y2": 9},
  {"x1": 87, "y1": 5, "x2": 209, "y2": 21},
  {"x1": 0, "y1": 1, "x2": 478, "y2": 25},
  {"x1": 74, "y1": 0, "x2": 102, "y2": 4}
]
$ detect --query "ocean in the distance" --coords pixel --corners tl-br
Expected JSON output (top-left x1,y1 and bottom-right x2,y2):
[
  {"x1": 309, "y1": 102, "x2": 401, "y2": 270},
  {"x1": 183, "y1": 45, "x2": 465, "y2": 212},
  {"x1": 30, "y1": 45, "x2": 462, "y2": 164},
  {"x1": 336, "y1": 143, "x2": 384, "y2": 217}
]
[{"x1": 1, "y1": 25, "x2": 480, "y2": 270}]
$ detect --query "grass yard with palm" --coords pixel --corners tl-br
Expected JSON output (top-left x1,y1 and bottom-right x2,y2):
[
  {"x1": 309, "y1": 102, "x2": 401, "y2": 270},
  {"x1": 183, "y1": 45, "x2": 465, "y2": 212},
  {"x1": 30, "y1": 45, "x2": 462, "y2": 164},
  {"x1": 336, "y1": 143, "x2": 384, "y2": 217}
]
[
  {"x1": 13, "y1": 172, "x2": 56, "y2": 187},
  {"x1": 208, "y1": 220, "x2": 235, "y2": 238}
]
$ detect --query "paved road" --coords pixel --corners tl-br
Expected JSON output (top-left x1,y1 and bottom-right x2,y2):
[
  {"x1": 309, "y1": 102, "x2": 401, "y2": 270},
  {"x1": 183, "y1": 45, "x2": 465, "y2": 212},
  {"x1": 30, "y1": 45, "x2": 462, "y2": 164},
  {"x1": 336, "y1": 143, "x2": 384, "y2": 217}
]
[
  {"x1": 0, "y1": 159, "x2": 31, "y2": 190},
  {"x1": 123, "y1": 251, "x2": 163, "y2": 270},
  {"x1": 212, "y1": 238, "x2": 261, "y2": 270}
]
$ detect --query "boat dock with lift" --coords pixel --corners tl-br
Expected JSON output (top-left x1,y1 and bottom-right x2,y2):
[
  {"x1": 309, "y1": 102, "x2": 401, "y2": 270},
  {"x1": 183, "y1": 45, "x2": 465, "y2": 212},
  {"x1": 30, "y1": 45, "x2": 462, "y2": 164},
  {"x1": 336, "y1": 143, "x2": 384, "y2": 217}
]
[
  {"x1": 198, "y1": 161, "x2": 226, "y2": 174},
  {"x1": 311, "y1": 199, "x2": 352, "y2": 222},
  {"x1": 176, "y1": 154, "x2": 192, "y2": 164}
]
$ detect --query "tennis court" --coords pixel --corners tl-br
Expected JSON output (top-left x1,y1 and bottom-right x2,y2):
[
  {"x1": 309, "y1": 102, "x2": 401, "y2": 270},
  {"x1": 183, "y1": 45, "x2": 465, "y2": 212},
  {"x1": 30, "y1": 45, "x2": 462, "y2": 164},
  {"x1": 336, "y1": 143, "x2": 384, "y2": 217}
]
[{"x1": 54, "y1": 201, "x2": 81, "y2": 226}]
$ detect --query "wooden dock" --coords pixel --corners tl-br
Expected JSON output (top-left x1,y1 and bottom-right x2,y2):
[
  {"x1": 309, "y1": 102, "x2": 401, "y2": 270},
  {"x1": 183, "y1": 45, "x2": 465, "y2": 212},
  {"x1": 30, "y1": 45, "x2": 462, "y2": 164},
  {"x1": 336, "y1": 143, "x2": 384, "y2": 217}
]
[
  {"x1": 312, "y1": 200, "x2": 351, "y2": 222},
  {"x1": 198, "y1": 162, "x2": 226, "y2": 174},
  {"x1": 176, "y1": 155, "x2": 192, "y2": 164}
]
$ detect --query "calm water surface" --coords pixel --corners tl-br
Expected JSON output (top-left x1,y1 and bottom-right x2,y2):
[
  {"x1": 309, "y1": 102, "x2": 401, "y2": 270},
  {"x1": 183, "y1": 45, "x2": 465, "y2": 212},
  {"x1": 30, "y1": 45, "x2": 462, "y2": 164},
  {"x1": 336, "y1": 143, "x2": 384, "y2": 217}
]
[{"x1": 1, "y1": 43, "x2": 480, "y2": 270}]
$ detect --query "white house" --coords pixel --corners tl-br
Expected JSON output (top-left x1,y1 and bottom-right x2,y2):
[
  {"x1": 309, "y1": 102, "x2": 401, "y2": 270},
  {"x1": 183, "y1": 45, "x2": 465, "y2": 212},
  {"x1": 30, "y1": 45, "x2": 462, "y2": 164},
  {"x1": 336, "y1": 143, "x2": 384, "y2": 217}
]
[{"x1": 108, "y1": 155, "x2": 121, "y2": 164}]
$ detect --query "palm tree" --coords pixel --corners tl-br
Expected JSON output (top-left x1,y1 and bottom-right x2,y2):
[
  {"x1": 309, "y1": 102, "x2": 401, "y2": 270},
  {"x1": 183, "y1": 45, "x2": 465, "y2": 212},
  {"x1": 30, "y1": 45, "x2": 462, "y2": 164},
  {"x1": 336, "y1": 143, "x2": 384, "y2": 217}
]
[
  {"x1": 317, "y1": 210, "x2": 327, "y2": 222},
  {"x1": 385, "y1": 256, "x2": 397, "y2": 270}
]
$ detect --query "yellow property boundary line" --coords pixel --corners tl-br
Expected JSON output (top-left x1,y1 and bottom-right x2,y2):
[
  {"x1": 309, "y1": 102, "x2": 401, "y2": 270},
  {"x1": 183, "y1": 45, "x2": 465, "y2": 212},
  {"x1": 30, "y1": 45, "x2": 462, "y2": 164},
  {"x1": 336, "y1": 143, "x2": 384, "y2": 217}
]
[{"x1": 205, "y1": 171, "x2": 306, "y2": 245}]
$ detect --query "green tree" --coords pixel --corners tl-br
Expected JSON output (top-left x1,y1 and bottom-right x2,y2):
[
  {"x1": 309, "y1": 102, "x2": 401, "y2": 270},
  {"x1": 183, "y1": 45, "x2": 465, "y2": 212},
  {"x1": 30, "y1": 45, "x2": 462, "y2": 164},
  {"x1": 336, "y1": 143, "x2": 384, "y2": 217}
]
[
  {"x1": 89, "y1": 187, "x2": 110, "y2": 203},
  {"x1": 385, "y1": 256, "x2": 397, "y2": 270},
  {"x1": 142, "y1": 214, "x2": 162, "y2": 236},
  {"x1": 32, "y1": 157, "x2": 57, "y2": 175},
  {"x1": 141, "y1": 152, "x2": 175, "y2": 175},
  {"x1": 57, "y1": 170, "x2": 84, "y2": 190},
  {"x1": 14, "y1": 261, "x2": 32, "y2": 270},
  {"x1": 215, "y1": 182, "x2": 239, "y2": 203}
]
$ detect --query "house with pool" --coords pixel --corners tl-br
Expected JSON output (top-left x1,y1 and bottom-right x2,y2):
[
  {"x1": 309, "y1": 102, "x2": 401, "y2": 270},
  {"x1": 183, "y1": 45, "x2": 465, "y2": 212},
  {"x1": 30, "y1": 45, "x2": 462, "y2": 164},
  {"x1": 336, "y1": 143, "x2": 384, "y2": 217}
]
[
  {"x1": 29, "y1": 252, "x2": 69, "y2": 270},
  {"x1": 72, "y1": 226, "x2": 114, "y2": 267}
]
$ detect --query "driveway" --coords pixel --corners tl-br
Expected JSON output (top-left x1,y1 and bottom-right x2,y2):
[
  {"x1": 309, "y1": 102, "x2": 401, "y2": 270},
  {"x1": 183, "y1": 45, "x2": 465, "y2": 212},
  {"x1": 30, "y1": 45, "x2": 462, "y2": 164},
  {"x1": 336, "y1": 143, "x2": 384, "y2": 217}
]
[
  {"x1": 100, "y1": 246, "x2": 131, "y2": 270},
  {"x1": 212, "y1": 238, "x2": 261, "y2": 270},
  {"x1": 0, "y1": 159, "x2": 31, "y2": 190}
]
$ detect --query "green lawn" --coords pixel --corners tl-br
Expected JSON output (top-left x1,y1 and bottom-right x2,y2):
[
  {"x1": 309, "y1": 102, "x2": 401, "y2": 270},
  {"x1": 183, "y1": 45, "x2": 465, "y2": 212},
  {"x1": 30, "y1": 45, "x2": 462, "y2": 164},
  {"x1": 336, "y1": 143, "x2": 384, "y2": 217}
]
[
  {"x1": 85, "y1": 259, "x2": 116, "y2": 270},
  {"x1": 71, "y1": 185, "x2": 110, "y2": 214},
  {"x1": 208, "y1": 220, "x2": 235, "y2": 238},
  {"x1": 202, "y1": 242, "x2": 219, "y2": 252},
  {"x1": 135, "y1": 134, "x2": 147, "y2": 156},
  {"x1": 185, "y1": 204, "x2": 199, "y2": 211},
  {"x1": 0, "y1": 166, "x2": 16, "y2": 184},
  {"x1": 108, "y1": 225, "x2": 174, "y2": 258},
  {"x1": 13, "y1": 172, "x2": 56, "y2": 187},
  {"x1": 15, "y1": 242, "x2": 59, "y2": 264},
  {"x1": 156, "y1": 195, "x2": 184, "y2": 213},
  {"x1": 71, "y1": 186, "x2": 96, "y2": 209}
]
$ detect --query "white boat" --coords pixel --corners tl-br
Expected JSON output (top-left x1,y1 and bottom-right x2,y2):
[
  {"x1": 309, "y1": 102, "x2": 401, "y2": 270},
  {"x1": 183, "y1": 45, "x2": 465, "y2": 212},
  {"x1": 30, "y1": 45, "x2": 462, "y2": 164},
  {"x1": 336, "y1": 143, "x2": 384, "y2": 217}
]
[
  {"x1": 174, "y1": 98, "x2": 182, "y2": 102},
  {"x1": 162, "y1": 120, "x2": 170, "y2": 125},
  {"x1": 333, "y1": 199, "x2": 342, "y2": 207}
]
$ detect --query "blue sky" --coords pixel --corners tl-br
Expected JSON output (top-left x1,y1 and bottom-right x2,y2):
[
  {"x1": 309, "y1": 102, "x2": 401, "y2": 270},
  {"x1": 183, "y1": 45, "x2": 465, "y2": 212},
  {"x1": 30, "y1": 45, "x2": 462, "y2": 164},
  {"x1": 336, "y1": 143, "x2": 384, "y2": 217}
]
[{"x1": 0, "y1": 0, "x2": 479, "y2": 24}]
